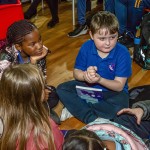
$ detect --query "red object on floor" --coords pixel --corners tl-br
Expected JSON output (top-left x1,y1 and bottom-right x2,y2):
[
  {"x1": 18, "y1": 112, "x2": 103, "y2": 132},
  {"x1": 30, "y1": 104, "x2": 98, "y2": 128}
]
[{"x1": 0, "y1": 0, "x2": 24, "y2": 40}]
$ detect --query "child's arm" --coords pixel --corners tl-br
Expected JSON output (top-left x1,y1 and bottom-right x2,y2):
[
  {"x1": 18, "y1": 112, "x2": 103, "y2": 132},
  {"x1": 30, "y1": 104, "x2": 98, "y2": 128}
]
[
  {"x1": 84, "y1": 66, "x2": 100, "y2": 83},
  {"x1": 86, "y1": 66, "x2": 127, "y2": 92},
  {"x1": 117, "y1": 107, "x2": 144, "y2": 125},
  {"x1": 73, "y1": 69, "x2": 85, "y2": 81},
  {"x1": 97, "y1": 76, "x2": 127, "y2": 91},
  {"x1": 74, "y1": 66, "x2": 127, "y2": 92},
  {"x1": 73, "y1": 66, "x2": 98, "y2": 81}
]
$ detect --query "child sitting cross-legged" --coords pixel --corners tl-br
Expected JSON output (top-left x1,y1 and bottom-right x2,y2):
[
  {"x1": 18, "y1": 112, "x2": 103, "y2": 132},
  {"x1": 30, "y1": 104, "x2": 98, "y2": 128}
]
[{"x1": 57, "y1": 11, "x2": 132, "y2": 124}]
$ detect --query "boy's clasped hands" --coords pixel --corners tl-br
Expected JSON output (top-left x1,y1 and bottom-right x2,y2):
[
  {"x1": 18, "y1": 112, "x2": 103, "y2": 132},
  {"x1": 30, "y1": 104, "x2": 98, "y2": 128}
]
[{"x1": 84, "y1": 66, "x2": 101, "y2": 84}]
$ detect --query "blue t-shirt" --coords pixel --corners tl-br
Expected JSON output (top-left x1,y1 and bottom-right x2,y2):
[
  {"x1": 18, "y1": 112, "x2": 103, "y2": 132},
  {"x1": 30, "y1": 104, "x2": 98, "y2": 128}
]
[{"x1": 74, "y1": 39, "x2": 132, "y2": 93}]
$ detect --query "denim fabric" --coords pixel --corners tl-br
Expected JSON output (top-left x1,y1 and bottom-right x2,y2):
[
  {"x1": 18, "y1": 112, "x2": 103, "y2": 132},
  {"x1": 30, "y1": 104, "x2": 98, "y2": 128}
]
[
  {"x1": 105, "y1": 0, "x2": 144, "y2": 37},
  {"x1": 104, "y1": 0, "x2": 115, "y2": 13},
  {"x1": 114, "y1": 115, "x2": 150, "y2": 139},
  {"x1": 57, "y1": 80, "x2": 129, "y2": 124},
  {"x1": 77, "y1": 0, "x2": 86, "y2": 25}
]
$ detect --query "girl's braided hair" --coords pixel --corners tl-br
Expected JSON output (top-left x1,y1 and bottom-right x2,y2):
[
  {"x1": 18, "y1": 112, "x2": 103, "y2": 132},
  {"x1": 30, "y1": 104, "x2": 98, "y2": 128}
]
[{"x1": 6, "y1": 19, "x2": 37, "y2": 46}]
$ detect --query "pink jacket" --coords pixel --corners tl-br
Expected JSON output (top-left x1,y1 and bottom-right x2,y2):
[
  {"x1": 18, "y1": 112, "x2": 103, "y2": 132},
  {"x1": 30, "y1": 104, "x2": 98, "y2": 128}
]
[{"x1": 17, "y1": 118, "x2": 64, "y2": 150}]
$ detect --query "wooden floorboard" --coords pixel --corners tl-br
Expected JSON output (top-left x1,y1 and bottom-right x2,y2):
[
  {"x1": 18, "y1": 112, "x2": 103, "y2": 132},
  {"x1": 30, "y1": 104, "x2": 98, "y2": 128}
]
[{"x1": 22, "y1": 1, "x2": 150, "y2": 130}]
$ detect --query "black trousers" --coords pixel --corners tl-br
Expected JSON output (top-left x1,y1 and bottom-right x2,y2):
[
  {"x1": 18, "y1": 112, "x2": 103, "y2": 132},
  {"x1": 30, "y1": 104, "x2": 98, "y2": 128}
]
[
  {"x1": 45, "y1": 85, "x2": 59, "y2": 109},
  {"x1": 26, "y1": 0, "x2": 59, "y2": 21},
  {"x1": 45, "y1": 0, "x2": 59, "y2": 21}
]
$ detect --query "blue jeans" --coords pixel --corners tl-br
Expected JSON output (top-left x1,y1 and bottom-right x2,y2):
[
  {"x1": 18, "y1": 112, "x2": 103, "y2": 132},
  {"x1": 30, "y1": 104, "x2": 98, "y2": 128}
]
[
  {"x1": 77, "y1": 0, "x2": 86, "y2": 25},
  {"x1": 57, "y1": 80, "x2": 129, "y2": 124},
  {"x1": 105, "y1": 0, "x2": 144, "y2": 37},
  {"x1": 114, "y1": 115, "x2": 150, "y2": 139}
]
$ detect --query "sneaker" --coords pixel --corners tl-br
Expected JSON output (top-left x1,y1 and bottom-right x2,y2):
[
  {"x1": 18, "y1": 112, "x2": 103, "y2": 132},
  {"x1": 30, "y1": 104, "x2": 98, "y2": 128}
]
[
  {"x1": 118, "y1": 32, "x2": 134, "y2": 48},
  {"x1": 47, "y1": 19, "x2": 59, "y2": 28},
  {"x1": 60, "y1": 107, "x2": 73, "y2": 121},
  {"x1": 68, "y1": 24, "x2": 88, "y2": 37}
]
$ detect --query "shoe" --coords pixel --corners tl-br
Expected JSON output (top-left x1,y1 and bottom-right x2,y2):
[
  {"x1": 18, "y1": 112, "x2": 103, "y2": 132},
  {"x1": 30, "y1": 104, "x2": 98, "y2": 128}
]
[
  {"x1": 68, "y1": 24, "x2": 88, "y2": 37},
  {"x1": 47, "y1": 19, "x2": 59, "y2": 28},
  {"x1": 50, "y1": 109, "x2": 61, "y2": 125},
  {"x1": 60, "y1": 107, "x2": 73, "y2": 121},
  {"x1": 24, "y1": 10, "x2": 37, "y2": 20},
  {"x1": 118, "y1": 32, "x2": 134, "y2": 48}
]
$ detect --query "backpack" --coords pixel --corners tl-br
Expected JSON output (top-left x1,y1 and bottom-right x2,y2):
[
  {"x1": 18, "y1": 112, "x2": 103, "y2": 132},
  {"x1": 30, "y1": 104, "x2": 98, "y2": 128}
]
[
  {"x1": 129, "y1": 85, "x2": 150, "y2": 107},
  {"x1": 133, "y1": 13, "x2": 150, "y2": 70},
  {"x1": 83, "y1": 118, "x2": 148, "y2": 150}
]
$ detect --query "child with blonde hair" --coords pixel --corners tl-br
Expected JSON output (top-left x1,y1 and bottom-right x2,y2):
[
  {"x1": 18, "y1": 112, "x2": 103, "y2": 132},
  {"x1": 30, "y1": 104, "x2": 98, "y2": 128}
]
[{"x1": 0, "y1": 64, "x2": 64, "y2": 150}]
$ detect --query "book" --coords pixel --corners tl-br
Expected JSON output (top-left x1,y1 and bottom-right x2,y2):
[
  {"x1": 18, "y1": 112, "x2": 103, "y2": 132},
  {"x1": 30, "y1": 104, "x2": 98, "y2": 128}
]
[{"x1": 76, "y1": 85, "x2": 103, "y2": 104}]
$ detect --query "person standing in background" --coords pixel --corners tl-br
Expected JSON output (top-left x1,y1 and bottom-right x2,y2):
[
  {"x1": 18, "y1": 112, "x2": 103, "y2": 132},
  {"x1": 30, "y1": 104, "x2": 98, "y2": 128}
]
[
  {"x1": 24, "y1": 0, "x2": 59, "y2": 28},
  {"x1": 105, "y1": 0, "x2": 150, "y2": 48}
]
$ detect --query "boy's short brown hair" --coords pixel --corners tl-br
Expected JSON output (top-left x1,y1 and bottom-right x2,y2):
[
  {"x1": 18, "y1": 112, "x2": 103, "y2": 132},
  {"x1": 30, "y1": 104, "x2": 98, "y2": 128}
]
[{"x1": 90, "y1": 11, "x2": 119, "y2": 35}]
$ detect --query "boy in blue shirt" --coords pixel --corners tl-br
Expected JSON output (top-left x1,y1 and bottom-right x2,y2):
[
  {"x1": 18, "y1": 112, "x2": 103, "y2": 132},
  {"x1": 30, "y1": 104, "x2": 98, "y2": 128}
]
[{"x1": 57, "y1": 11, "x2": 132, "y2": 124}]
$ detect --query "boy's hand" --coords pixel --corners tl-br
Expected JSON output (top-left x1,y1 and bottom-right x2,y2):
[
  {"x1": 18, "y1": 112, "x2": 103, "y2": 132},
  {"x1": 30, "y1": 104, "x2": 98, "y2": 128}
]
[
  {"x1": 84, "y1": 66, "x2": 101, "y2": 83},
  {"x1": 117, "y1": 108, "x2": 144, "y2": 125},
  {"x1": 87, "y1": 66, "x2": 97, "y2": 78},
  {"x1": 30, "y1": 46, "x2": 48, "y2": 64}
]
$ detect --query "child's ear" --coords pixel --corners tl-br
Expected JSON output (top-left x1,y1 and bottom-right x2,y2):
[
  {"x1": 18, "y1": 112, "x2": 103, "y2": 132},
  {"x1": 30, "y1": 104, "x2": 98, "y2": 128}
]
[
  {"x1": 14, "y1": 44, "x2": 22, "y2": 52},
  {"x1": 89, "y1": 31, "x2": 93, "y2": 40}
]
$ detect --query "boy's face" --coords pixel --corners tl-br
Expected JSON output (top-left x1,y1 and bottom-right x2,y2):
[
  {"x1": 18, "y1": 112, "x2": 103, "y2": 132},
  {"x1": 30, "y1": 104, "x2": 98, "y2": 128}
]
[
  {"x1": 19, "y1": 29, "x2": 43, "y2": 57},
  {"x1": 90, "y1": 28, "x2": 118, "y2": 53}
]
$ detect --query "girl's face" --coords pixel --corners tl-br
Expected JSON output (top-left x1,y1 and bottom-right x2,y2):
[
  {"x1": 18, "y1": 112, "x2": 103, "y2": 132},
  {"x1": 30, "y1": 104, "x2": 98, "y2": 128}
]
[
  {"x1": 20, "y1": 29, "x2": 43, "y2": 57},
  {"x1": 90, "y1": 28, "x2": 118, "y2": 54}
]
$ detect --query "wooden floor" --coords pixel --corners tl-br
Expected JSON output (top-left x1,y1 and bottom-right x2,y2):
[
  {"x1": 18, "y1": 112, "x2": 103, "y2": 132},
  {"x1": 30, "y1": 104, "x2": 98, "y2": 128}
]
[{"x1": 22, "y1": 1, "x2": 150, "y2": 130}]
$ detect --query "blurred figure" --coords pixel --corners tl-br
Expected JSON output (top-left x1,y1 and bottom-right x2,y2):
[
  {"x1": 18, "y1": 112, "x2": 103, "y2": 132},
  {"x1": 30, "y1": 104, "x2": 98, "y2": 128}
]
[
  {"x1": 24, "y1": 0, "x2": 59, "y2": 28},
  {"x1": 105, "y1": 0, "x2": 150, "y2": 47}
]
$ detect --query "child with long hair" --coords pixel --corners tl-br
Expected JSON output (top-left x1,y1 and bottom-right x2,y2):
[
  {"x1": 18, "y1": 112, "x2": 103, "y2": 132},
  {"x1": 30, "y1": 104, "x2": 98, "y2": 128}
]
[
  {"x1": 0, "y1": 19, "x2": 60, "y2": 124},
  {"x1": 0, "y1": 64, "x2": 64, "y2": 150}
]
